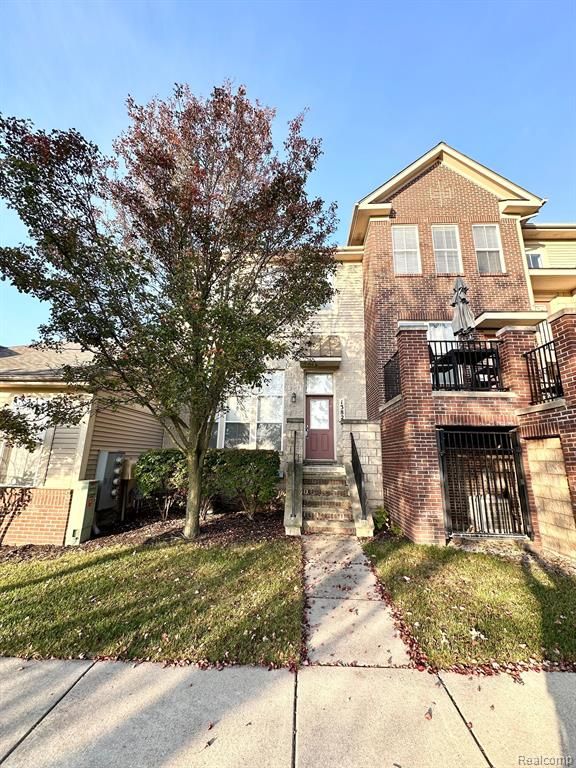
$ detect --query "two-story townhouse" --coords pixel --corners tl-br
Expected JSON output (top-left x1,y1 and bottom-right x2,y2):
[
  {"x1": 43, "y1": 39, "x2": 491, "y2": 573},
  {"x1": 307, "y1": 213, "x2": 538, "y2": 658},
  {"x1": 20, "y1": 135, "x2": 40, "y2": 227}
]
[{"x1": 348, "y1": 143, "x2": 576, "y2": 557}]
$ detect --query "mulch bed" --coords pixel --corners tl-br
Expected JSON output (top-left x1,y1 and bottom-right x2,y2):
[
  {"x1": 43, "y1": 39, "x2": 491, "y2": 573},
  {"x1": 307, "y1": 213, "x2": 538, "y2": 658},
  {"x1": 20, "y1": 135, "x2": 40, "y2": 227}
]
[{"x1": 0, "y1": 508, "x2": 286, "y2": 564}]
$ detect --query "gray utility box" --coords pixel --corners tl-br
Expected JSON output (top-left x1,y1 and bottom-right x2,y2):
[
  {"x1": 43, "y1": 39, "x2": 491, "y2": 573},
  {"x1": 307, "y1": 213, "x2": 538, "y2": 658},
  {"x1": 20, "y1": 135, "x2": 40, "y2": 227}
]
[
  {"x1": 95, "y1": 450, "x2": 125, "y2": 511},
  {"x1": 65, "y1": 480, "x2": 99, "y2": 545}
]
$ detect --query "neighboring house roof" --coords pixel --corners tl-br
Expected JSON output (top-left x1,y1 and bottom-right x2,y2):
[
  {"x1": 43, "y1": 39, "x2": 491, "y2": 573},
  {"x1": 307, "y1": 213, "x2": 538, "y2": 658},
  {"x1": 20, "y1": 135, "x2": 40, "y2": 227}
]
[
  {"x1": 347, "y1": 142, "x2": 546, "y2": 246},
  {"x1": 0, "y1": 344, "x2": 92, "y2": 382}
]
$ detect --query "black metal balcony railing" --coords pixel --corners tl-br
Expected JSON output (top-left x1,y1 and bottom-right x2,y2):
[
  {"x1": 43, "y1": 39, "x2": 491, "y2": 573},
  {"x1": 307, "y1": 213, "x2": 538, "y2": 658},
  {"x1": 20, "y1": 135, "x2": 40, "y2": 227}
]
[
  {"x1": 383, "y1": 351, "x2": 401, "y2": 401},
  {"x1": 429, "y1": 340, "x2": 504, "y2": 392},
  {"x1": 524, "y1": 341, "x2": 564, "y2": 405}
]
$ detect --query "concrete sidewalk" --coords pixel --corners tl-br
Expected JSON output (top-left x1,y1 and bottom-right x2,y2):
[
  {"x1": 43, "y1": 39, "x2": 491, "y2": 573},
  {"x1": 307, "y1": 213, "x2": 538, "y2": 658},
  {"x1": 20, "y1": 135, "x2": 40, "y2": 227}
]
[{"x1": 1, "y1": 657, "x2": 575, "y2": 767}]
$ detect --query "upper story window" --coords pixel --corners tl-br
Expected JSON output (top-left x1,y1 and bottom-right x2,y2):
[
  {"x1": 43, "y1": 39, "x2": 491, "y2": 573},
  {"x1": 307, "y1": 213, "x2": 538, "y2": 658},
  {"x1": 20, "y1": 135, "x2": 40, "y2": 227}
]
[
  {"x1": 432, "y1": 225, "x2": 462, "y2": 274},
  {"x1": 319, "y1": 270, "x2": 337, "y2": 311},
  {"x1": 392, "y1": 225, "x2": 421, "y2": 274},
  {"x1": 527, "y1": 252, "x2": 543, "y2": 269},
  {"x1": 472, "y1": 224, "x2": 504, "y2": 273}
]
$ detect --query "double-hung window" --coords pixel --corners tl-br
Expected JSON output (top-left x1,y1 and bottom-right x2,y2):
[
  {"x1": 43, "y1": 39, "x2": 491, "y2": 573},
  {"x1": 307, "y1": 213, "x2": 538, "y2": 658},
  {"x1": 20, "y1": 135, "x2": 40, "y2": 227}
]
[
  {"x1": 432, "y1": 225, "x2": 462, "y2": 274},
  {"x1": 473, "y1": 225, "x2": 504, "y2": 273},
  {"x1": 255, "y1": 370, "x2": 284, "y2": 450},
  {"x1": 392, "y1": 225, "x2": 421, "y2": 274}
]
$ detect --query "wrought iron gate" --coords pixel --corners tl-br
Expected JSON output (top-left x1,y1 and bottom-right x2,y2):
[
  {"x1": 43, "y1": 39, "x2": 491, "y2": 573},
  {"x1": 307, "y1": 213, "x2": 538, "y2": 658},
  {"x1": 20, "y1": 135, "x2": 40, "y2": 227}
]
[{"x1": 437, "y1": 428, "x2": 531, "y2": 537}]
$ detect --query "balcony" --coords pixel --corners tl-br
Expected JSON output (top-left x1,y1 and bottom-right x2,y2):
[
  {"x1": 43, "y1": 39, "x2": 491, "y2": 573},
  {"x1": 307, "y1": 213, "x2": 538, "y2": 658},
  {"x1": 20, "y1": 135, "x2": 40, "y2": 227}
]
[
  {"x1": 429, "y1": 340, "x2": 504, "y2": 392},
  {"x1": 524, "y1": 341, "x2": 564, "y2": 405}
]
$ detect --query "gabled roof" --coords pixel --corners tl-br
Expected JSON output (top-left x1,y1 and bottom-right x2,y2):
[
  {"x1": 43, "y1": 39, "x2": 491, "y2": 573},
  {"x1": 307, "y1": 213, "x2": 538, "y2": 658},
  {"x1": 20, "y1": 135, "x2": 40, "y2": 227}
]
[
  {"x1": 0, "y1": 344, "x2": 92, "y2": 383},
  {"x1": 347, "y1": 142, "x2": 546, "y2": 246}
]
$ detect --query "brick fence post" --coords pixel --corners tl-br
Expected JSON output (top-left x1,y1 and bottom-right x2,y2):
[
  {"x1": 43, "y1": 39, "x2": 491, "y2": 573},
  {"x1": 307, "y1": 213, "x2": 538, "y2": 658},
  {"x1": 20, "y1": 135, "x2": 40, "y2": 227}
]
[
  {"x1": 549, "y1": 308, "x2": 576, "y2": 515},
  {"x1": 550, "y1": 308, "x2": 576, "y2": 408},
  {"x1": 396, "y1": 323, "x2": 445, "y2": 545},
  {"x1": 496, "y1": 326, "x2": 538, "y2": 409}
]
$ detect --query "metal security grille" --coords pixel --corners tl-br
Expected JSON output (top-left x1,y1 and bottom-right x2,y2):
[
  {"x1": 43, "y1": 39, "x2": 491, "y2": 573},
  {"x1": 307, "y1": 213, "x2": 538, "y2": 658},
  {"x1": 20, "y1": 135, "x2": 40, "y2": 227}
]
[{"x1": 437, "y1": 429, "x2": 531, "y2": 537}]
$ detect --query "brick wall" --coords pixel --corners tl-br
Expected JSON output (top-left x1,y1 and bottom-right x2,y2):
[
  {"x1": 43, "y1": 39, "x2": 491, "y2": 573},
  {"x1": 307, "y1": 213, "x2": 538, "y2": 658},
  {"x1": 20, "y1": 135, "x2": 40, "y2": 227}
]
[
  {"x1": 517, "y1": 309, "x2": 576, "y2": 542},
  {"x1": 363, "y1": 161, "x2": 533, "y2": 418},
  {"x1": 380, "y1": 326, "x2": 542, "y2": 546},
  {"x1": 0, "y1": 488, "x2": 73, "y2": 546}
]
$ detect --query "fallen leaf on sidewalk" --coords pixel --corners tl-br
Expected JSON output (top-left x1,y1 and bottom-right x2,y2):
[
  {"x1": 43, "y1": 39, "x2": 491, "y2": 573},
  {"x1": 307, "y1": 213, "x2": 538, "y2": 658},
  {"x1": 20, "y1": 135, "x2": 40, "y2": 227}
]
[
  {"x1": 203, "y1": 738, "x2": 216, "y2": 750},
  {"x1": 424, "y1": 708, "x2": 433, "y2": 720}
]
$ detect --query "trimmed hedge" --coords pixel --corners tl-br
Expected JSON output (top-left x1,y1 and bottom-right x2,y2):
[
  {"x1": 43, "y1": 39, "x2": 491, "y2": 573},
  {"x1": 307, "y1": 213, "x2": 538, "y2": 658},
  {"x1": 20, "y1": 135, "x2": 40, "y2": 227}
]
[{"x1": 134, "y1": 448, "x2": 280, "y2": 520}]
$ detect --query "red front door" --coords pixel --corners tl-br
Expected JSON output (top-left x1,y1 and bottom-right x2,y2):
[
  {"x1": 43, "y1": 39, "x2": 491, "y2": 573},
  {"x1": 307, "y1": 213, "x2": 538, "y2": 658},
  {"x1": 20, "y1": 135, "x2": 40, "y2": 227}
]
[{"x1": 306, "y1": 395, "x2": 334, "y2": 460}]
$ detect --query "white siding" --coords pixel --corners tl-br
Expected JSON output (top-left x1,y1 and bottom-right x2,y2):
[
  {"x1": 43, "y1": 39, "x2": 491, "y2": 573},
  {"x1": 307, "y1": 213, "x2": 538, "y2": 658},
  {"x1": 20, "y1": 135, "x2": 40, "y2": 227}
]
[
  {"x1": 83, "y1": 405, "x2": 165, "y2": 480},
  {"x1": 45, "y1": 424, "x2": 82, "y2": 480},
  {"x1": 526, "y1": 240, "x2": 576, "y2": 269}
]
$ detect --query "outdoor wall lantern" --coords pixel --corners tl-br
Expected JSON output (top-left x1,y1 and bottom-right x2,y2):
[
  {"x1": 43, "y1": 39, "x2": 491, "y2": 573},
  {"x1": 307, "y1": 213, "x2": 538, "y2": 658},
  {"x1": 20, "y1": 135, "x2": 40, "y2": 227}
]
[{"x1": 291, "y1": 392, "x2": 297, "y2": 403}]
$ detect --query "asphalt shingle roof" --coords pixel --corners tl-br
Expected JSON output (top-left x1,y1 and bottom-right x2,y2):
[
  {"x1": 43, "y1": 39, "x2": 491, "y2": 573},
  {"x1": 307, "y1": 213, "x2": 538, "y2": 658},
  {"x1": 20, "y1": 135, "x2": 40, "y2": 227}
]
[{"x1": 0, "y1": 344, "x2": 93, "y2": 381}]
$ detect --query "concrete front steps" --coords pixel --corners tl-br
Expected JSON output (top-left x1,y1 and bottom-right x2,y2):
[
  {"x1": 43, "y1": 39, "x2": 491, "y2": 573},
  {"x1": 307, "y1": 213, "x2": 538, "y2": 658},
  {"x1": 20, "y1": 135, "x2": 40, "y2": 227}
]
[
  {"x1": 284, "y1": 463, "x2": 374, "y2": 537},
  {"x1": 302, "y1": 466, "x2": 355, "y2": 535}
]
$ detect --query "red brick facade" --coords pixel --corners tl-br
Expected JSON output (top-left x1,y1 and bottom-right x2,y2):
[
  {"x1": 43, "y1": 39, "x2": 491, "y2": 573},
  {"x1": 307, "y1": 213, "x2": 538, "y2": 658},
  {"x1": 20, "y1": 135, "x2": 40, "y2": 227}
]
[
  {"x1": 379, "y1": 311, "x2": 576, "y2": 550},
  {"x1": 380, "y1": 326, "x2": 541, "y2": 544},
  {"x1": 517, "y1": 310, "x2": 576, "y2": 516},
  {"x1": 363, "y1": 162, "x2": 533, "y2": 418},
  {"x1": 0, "y1": 488, "x2": 72, "y2": 546}
]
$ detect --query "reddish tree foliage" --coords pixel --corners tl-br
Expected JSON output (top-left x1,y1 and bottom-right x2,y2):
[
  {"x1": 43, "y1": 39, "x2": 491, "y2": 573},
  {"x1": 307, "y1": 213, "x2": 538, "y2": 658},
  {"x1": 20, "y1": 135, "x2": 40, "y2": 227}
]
[{"x1": 0, "y1": 83, "x2": 337, "y2": 537}]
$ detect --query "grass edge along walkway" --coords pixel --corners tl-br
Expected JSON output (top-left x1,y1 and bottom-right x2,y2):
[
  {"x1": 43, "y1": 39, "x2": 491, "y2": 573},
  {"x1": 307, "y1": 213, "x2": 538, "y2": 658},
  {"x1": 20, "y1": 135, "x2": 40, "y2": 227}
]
[{"x1": 364, "y1": 537, "x2": 576, "y2": 670}]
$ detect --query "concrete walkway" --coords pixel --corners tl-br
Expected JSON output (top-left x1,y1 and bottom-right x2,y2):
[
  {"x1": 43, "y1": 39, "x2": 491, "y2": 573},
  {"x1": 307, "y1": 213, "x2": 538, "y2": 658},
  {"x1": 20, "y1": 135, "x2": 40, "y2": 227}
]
[
  {"x1": 303, "y1": 535, "x2": 410, "y2": 667},
  {"x1": 1, "y1": 536, "x2": 574, "y2": 766}
]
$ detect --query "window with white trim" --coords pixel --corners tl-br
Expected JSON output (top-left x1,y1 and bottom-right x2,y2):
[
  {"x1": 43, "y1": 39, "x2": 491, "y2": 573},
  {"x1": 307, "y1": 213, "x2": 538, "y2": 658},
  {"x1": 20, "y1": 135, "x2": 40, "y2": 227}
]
[
  {"x1": 527, "y1": 252, "x2": 543, "y2": 269},
  {"x1": 0, "y1": 402, "x2": 47, "y2": 487},
  {"x1": 392, "y1": 225, "x2": 421, "y2": 274},
  {"x1": 224, "y1": 396, "x2": 252, "y2": 449},
  {"x1": 214, "y1": 370, "x2": 285, "y2": 452},
  {"x1": 319, "y1": 270, "x2": 337, "y2": 311},
  {"x1": 473, "y1": 225, "x2": 504, "y2": 273},
  {"x1": 432, "y1": 225, "x2": 461, "y2": 274}
]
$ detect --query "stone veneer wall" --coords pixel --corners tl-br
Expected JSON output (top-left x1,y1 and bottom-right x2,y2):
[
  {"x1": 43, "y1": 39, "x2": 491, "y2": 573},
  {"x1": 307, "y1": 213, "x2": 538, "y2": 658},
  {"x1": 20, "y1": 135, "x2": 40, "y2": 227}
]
[
  {"x1": 338, "y1": 418, "x2": 383, "y2": 512},
  {"x1": 526, "y1": 438, "x2": 576, "y2": 558}
]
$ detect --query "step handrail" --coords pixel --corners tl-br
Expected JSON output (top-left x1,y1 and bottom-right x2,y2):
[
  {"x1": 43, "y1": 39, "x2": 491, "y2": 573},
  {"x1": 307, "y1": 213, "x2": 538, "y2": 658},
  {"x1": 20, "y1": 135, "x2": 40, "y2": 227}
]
[{"x1": 350, "y1": 432, "x2": 368, "y2": 520}]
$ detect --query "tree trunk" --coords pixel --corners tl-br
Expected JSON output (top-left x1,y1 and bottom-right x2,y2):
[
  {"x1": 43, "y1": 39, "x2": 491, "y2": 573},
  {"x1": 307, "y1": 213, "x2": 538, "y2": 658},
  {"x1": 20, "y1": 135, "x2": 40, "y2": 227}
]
[{"x1": 183, "y1": 449, "x2": 203, "y2": 539}]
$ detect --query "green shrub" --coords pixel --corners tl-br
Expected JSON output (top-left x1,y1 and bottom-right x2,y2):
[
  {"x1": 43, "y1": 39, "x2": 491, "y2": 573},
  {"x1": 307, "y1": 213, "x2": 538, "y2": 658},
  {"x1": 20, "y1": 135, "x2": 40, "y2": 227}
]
[
  {"x1": 213, "y1": 449, "x2": 280, "y2": 520},
  {"x1": 134, "y1": 448, "x2": 280, "y2": 520},
  {"x1": 373, "y1": 505, "x2": 389, "y2": 532},
  {"x1": 133, "y1": 449, "x2": 186, "y2": 519}
]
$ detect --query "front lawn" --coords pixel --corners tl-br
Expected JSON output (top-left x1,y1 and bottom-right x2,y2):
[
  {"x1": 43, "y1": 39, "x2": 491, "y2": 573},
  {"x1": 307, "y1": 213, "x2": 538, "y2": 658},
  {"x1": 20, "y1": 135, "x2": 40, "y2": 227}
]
[
  {"x1": 0, "y1": 536, "x2": 302, "y2": 666},
  {"x1": 364, "y1": 537, "x2": 576, "y2": 669}
]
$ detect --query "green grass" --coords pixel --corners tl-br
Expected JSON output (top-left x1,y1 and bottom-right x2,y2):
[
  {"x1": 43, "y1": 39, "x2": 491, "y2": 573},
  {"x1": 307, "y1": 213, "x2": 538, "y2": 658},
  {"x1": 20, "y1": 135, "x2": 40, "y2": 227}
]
[
  {"x1": 0, "y1": 538, "x2": 303, "y2": 666},
  {"x1": 364, "y1": 537, "x2": 576, "y2": 668}
]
